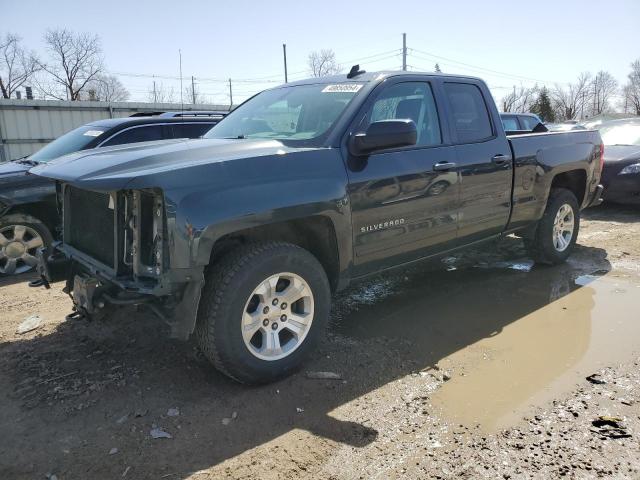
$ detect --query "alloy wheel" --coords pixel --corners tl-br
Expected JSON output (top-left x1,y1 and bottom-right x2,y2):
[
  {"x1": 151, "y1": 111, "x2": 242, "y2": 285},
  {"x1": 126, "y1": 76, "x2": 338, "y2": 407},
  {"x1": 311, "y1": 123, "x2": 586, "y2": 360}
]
[
  {"x1": 0, "y1": 224, "x2": 44, "y2": 275},
  {"x1": 241, "y1": 272, "x2": 314, "y2": 361},
  {"x1": 552, "y1": 204, "x2": 575, "y2": 252}
]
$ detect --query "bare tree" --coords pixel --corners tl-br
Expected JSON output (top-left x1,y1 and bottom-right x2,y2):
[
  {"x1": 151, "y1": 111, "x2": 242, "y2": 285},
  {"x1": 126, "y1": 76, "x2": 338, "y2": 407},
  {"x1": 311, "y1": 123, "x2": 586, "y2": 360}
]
[
  {"x1": 147, "y1": 82, "x2": 176, "y2": 103},
  {"x1": 550, "y1": 72, "x2": 591, "y2": 121},
  {"x1": 86, "y1": 74, "x2": 129, "y2": 102},
  {"x1": 0, "y1": 33, "x2": 40, "y2": 99},
  {"x1": 308, "y1": 49, "x2": 340, "y2": 77},
  {"x1": 589, "y1": 71, "x2": 618, "y2": 116},
  {"x1": 38, "y1": 29, "x2": 103, "y2": 100},
  {"x1": 621, "y1": 59, "x2": 640, "y2": 115},
  {"x1": 501, "y1": 86, "x2": 537, "y2": 113}
]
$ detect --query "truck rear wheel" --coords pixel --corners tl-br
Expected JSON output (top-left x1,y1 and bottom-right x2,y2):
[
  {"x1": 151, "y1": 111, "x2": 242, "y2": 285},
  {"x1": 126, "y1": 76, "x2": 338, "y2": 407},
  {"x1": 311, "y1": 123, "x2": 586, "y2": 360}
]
[
  {"x1": 195, "y1": 241, "x2": 331, "y2": 384},
  {"x1": 525, "y1": 188, "x2": 580, "y2": 265}
]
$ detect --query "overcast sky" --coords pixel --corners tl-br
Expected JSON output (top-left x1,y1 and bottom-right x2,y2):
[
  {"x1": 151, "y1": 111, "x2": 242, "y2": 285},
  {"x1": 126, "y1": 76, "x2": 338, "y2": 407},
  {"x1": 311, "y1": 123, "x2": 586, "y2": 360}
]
[{"x1": 3, "y1": 0, "x2": 639, "y2": 105}]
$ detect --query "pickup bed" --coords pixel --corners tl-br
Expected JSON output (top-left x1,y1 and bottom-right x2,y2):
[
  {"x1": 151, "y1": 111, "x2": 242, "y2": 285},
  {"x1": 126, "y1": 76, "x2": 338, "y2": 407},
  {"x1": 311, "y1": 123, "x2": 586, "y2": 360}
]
[{"x1": 32, "y1": 70, "x2": 604, "y2": 384}]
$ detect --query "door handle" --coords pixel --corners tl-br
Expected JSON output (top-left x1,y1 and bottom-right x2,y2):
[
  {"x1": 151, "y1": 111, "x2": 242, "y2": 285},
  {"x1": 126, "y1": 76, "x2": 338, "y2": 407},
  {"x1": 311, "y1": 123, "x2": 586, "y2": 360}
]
[
  {"x1": 492, "y1": 154, "x2": 510, "y2": 165},
  {"x1": 433, "y1": 161, "x2": 457, "y2": 171}
]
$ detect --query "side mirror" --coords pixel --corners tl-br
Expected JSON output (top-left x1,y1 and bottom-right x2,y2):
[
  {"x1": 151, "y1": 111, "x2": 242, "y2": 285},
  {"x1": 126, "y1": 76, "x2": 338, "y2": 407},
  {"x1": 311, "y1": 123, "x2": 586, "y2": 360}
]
[{"x1": 349, "y1": 119, "x2": 417, "y2": 156}]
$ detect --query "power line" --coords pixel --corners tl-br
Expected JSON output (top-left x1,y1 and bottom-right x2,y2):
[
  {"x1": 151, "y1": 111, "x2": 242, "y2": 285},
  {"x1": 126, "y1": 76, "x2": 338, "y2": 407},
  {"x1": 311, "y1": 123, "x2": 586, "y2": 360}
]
[{"x1": 408, "y1": 48, "x2": 565, "y2": 85}]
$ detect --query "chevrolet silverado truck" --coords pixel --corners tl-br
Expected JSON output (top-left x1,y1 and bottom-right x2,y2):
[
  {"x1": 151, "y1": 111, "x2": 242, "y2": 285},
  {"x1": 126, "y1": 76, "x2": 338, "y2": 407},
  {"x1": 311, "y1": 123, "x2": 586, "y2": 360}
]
[{"x1": 31, "y1": 69, "x2": 604, "y2": 384}]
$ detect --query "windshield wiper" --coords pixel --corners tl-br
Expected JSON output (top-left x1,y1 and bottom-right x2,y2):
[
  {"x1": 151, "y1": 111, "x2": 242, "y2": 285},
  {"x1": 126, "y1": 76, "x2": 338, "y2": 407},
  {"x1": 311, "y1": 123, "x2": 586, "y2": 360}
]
[
  {"x1": 14, "y1": 158, "x2": 41, "y2": 166},
  {"x1": 222, "y1": 135, "x2": 246, "y2": 139}
]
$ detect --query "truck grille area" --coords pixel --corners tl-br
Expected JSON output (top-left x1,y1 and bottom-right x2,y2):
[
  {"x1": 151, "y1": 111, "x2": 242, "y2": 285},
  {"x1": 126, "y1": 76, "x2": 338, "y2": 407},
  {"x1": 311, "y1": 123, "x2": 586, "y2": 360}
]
[{"x1": 65, "y1": 186, "x2": 115, "y2": 268}]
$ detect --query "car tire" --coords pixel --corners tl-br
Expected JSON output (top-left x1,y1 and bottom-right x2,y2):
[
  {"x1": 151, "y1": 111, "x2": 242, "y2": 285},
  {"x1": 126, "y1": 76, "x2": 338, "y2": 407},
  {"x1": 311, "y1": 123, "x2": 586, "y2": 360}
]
[
  {"x1": 195, "y1": 241, "x2": 331, "y2": 384},
  {"x1": 525, "y1": 188, "x2": 580, "y2": 265},
  {"x1": 0, "y1": 213, "x2": 54, "y2": 276}
]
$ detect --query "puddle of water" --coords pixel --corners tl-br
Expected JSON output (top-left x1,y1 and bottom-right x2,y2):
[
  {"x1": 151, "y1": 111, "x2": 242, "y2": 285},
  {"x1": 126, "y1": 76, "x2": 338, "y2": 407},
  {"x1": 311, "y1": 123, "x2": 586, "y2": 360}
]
[
  {"x1": 336, "y1": 265, "x2": 640, "y2": 432},
  {"x1": 431, "y1": 272, "x2": 640, "y2": 431}
]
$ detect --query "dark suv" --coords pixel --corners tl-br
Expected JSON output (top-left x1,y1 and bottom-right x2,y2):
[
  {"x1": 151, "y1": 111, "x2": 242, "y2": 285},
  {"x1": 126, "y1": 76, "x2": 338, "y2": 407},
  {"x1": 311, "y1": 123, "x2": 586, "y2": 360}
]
[{"x1": 0, "y1": 111, "x2": 226, "y2": 275}]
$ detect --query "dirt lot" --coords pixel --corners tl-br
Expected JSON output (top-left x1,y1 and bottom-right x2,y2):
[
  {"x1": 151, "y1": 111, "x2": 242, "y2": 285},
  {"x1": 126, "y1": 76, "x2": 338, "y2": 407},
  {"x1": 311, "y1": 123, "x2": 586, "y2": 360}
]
[{"x1": 1, "y1": 204, "x2": 640, "y2": 480}]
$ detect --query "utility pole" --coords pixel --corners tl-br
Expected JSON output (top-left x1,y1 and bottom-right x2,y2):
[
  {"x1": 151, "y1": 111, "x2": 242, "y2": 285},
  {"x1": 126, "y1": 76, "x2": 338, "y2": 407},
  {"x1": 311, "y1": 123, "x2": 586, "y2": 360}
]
[
  {"x1": 283, "y1": 43, "x2": 288, "y2": 83},
  {"x1": 402, "y1": 33, "x2": 407, "y2": 71},
  {"x1": 179, "y1": 49, "x2": 184, "y2": 113},
  {"x1": 228, "y1": 78, "x2": 233, "y2": 110},
  {"x1": 153, "y1": 79, "x2": 157, "y2": 103},
  {"x1": 191, "y1": 76, "x2": 196, "y2": 104}
]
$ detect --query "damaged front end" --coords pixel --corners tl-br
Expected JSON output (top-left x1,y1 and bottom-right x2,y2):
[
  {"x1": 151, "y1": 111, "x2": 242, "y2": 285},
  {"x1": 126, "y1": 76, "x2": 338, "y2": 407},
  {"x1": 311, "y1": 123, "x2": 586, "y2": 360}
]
[{"x1": 37, "y1": 184, "x2": 204, "y2": 339}]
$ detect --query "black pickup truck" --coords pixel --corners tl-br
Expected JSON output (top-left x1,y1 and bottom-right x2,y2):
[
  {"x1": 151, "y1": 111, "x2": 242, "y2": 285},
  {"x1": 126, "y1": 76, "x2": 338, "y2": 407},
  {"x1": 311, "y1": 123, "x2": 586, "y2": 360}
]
[{"x1": 31, "y1": 70, "x2": 604, "y2": 384}]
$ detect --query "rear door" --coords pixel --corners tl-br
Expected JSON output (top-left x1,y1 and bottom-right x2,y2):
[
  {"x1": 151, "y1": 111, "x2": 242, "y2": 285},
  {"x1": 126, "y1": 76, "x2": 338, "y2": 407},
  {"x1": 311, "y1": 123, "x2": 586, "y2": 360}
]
[
  {"x1": 346, "y1": 77, "x2": 459, "y2": 276},
  {"x1": 442, "y1": 81, "x2": 512, "y2": 243}
]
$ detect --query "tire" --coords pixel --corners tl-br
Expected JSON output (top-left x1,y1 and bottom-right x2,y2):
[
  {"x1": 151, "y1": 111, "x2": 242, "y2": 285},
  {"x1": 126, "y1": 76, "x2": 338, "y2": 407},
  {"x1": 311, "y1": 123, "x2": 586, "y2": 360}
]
[
  {"x1": 0, "y1": 213, "x2": 54, "y2": 276},
  {"x1": 195, "y1": 241, "x2": 331, "y2": 384},
  {"x1": 525, "y1": 188, "x2": 580, "y2": 265}
]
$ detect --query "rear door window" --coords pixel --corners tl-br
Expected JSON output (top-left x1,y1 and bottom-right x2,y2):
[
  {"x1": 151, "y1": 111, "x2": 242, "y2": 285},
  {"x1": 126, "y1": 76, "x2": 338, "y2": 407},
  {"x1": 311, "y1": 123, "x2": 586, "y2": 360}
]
[
  {"x1": 444, "y1": 83, "x2": 493, "y2": 143},
  {"x1": 102, "y1": 125, "x2": 166, "y2": 146}
]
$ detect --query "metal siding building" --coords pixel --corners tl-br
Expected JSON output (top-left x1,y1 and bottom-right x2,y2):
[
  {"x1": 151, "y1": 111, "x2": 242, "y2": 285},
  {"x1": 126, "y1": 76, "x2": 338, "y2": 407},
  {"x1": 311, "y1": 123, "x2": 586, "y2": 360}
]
[{"x1": 0, "y1": 99, "x2": 230, "y2": 162}]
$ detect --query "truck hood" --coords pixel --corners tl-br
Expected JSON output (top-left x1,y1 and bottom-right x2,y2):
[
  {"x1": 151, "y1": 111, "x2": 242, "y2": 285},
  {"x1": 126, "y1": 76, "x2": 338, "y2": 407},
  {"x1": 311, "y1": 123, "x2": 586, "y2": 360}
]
[{"x1": 30, "y1": 138, "x2": 319, "y2": 191}]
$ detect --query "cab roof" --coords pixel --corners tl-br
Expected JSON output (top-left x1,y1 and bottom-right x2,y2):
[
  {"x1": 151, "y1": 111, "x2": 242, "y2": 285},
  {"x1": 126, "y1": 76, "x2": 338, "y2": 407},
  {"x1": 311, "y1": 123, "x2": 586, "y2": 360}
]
[{"x1": 284, "y1": 70, "x2": 483, "y2": 88}]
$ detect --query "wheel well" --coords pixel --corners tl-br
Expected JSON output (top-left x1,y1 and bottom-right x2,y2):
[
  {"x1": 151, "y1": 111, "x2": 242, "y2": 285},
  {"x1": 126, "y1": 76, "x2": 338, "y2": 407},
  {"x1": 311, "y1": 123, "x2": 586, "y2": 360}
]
[
  {"x1": 550, "y1": 170, "x2": 587, "y2": 206},
  {"x1": 3, "y1": 202, "x2": 59, "y2": 238},
  {"x1": 209, "y1": 216, "x2": 341, "y2": 292}
]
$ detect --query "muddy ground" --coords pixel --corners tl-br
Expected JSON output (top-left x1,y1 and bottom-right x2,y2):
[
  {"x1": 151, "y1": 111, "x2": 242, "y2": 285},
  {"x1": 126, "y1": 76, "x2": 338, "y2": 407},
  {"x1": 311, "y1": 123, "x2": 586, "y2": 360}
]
[{"x1": 1, "y1": 204, "x2": 639, "y2": 480}]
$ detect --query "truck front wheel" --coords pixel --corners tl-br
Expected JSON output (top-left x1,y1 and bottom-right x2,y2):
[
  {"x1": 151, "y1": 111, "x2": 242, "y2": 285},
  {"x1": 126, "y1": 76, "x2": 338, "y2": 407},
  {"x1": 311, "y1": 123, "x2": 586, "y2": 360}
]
[
  {"x1": 525, "y1": 188, "x2": 580, "y2": 265},
  {"x1": 195, "y1": 241, "x2": 331, "y2": 384}
]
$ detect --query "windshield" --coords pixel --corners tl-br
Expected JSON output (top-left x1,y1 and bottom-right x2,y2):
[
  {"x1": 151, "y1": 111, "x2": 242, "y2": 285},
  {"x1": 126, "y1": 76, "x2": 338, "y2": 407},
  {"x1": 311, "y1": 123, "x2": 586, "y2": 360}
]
[
  {"x1": 205, "y1": 83, "x2": 364, "y2": 146},
  {"x1": 599, "y1": 123, "x2": 640, "y2": 146},
  {"x1": 29, "y1": 125, "x2": 105, "y2": 162}
]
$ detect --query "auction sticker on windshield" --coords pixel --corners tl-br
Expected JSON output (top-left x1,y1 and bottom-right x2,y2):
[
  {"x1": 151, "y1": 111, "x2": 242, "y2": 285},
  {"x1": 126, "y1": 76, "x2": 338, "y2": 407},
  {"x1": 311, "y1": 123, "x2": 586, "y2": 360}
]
[
  {"x1": 322, "y1": 84, "x2": 363, "y2": 93},
  {"x1": 83, "y1": 130, "x2": 105, "y2": 137}
]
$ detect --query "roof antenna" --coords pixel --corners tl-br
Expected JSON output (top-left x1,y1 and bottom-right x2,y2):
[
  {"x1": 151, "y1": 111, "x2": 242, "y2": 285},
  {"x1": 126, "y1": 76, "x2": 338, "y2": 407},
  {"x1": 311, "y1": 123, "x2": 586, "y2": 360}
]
[{"x1": 347, "y1": 64, "x2": 365, "y2": 79}]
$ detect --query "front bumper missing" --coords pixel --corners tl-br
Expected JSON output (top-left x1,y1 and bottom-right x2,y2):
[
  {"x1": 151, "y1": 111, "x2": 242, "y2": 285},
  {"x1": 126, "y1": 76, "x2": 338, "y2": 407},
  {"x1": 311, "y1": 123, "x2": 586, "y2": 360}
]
[{"x1": 29, "y1": 244, "x2": 204, "y2": 340}]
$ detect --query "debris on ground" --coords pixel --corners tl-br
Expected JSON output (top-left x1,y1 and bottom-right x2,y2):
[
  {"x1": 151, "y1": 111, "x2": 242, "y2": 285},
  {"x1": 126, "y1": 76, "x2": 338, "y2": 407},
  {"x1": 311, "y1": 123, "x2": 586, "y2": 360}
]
[
  {"x1": 306, "y1": 371, "x2": 342, "y2": 380},
  {"x1": 296, "y1": 407, "x2": 304, "y2": 413},
  {"x1": 167, "y1": 407, "x2": 180, "y2": 417},
  {"x1": 16, "y1": 314, "x2": 43, "y2": 334},
  {"x1": 591, "y1": 416, "x2": 632, "y2": 439},
  {"x1": 150, "y1": 426, "x2": 172, "y2": 439},
  {"x1": 586, "y1": 373, "x2": 607, "y2": 385},
  {"x1": 109, "y1": 447, "x2": 119, "y2": 455}
]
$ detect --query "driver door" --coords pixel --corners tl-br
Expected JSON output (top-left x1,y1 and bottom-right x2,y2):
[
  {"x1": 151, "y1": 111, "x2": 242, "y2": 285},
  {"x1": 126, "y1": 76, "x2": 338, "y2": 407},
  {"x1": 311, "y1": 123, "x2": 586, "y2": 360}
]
[{"x1": 345, "y1": 79, "x2": 459, "y2": 276}]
